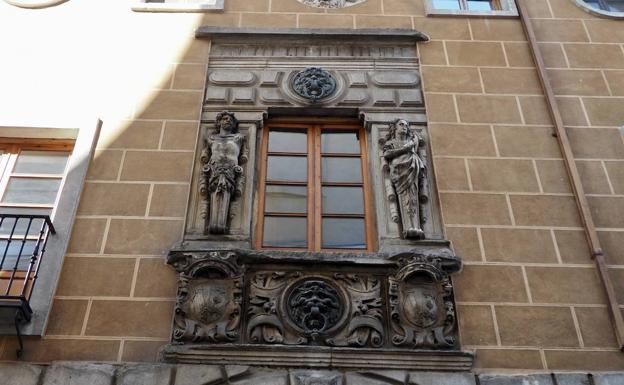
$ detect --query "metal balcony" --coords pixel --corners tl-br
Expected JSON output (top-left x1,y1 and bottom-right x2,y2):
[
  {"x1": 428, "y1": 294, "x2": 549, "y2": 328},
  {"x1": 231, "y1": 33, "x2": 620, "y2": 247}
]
[{"x1": 0, "y1": 213, "x2": 55, "y2": 358}]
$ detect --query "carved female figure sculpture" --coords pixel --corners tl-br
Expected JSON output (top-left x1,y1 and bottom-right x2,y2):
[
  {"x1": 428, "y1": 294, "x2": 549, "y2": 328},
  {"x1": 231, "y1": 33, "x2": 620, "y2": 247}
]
[
  {"x1": 200, "y1": 111, "x2": 247, "y2": 234},
  {"x1": 381, "y1": 119, "x2": 427, "y2": 239}
]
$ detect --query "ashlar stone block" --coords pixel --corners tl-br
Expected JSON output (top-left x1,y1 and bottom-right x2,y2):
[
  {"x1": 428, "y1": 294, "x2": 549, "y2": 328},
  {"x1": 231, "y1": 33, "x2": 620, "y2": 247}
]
[
  {"x1": 42, "y1": 363, "x2": 116, "y2": 385},
  {"x1": 0, "y1": 363, "x2": 42, "y2": 385}
]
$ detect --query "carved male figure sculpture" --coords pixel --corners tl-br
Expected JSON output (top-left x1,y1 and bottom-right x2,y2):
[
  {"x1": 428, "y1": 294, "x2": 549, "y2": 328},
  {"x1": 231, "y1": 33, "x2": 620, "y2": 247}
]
[
  {"x1": 201, "y1": 111, "x2": 247, "y2": 234},
  {"x1": 381, "y1": 119, "x2": 427, "y2": 239}
]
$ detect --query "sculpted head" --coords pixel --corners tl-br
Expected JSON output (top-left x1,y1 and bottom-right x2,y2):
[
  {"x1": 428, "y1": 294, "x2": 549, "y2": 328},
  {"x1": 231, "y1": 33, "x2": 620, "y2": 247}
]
[
  {"x1": 215, "y1": 111, "x2": 239, "y2": 135},
  {"x1": 388, "y1": 118, "x2": 412, "y2": 140}
]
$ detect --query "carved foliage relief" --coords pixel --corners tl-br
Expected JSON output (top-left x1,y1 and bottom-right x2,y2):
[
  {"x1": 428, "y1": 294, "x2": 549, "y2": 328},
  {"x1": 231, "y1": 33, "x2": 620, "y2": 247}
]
[{"x1": 167, "y1": 251, "x2": 459, "y2": 350}]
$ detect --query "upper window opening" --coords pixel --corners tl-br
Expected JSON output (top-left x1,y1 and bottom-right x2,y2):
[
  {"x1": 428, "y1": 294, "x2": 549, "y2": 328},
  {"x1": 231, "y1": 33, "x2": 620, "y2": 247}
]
[
  {"x1": 296, "y1": 0, "x2": 368, "y2": 9},
  {"x1": 432, "y1": 0, "x2": 501, "y2": 10},
  {"x1": 425, "y1": 0, "x2": 517, "y2": 16},
  {"x1": 132, "y1": 0, "x2": 224, "y2": 12},
  {"x1": 256, "y1": 121, "x2": 374, "y2": 252},
  {"x1": 580, "y1": 0, "x2": 624, "y2": 12}
]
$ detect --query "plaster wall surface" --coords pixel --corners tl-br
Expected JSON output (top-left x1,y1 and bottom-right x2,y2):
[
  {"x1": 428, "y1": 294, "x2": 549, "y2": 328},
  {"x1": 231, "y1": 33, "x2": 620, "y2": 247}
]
[{"x1": 0, "y1": 0, "x2": 623, "y2": 372}]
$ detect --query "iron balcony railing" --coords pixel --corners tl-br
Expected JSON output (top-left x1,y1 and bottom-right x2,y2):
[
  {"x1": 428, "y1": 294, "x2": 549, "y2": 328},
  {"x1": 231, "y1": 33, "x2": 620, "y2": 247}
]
[{"x1": 0, "y1": 213, "x2": 55, "y2": 357}]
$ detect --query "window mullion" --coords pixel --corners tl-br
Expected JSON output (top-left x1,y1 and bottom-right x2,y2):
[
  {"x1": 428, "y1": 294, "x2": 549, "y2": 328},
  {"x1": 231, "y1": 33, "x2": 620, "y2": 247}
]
[
  {"x1": 459, "y1": 0, "x2": 469, "y2": 10},
  {"x1": 0, "y1": 152, "x2": 18, "y2": 205},
  {"x1": 312, "y1": 124, "x2": 322, "y2": 251}
]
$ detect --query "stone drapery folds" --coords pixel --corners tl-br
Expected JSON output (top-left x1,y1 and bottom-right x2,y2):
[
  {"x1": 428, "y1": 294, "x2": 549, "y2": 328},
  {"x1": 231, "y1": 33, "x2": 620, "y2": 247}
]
[{"x1": 380, "y1": 119, "x2": 428, "y2": 240}]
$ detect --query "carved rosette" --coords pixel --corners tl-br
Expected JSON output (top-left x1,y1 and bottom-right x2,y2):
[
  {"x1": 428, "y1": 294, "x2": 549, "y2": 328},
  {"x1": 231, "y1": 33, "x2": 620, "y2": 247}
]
[
  {"x1": 291, "y1": 67, "x2": 337, "y2": 102},
  {"x1": 168, "y1": 251, "x2": 242, "y2": 344},
  {"x1": 388, "y1": 254, "x2": 459, "y2": 349}
]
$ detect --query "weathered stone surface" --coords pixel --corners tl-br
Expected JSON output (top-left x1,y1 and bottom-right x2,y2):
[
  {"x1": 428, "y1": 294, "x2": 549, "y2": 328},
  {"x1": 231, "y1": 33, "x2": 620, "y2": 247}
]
[
  {"x1": 42, "y1": 363, "x2": 116, "y2": 385},
  {"x1": 554, "y1": 373, "x2": 591, "y2": 385},
  {"x1": 479, "y1": 374, "x2": 554, "y2": 385},
  {"x1": 117, "y1": 364, "x2": 172, "y2": 385},
  {"x1": 175, "y1": 364, "x2": 223, "y2": 385},
  {"x1": 233, "y1": 370, "x2": 288, "y2": 385},
  {"x1": 291, "y1": 370, "x2": 343, "y2": 385},
  {"x1": 594, "y1": 373, "x2": 624, "y2": 385},
  {"x1": 0, "y1": 362, "x2": 42, "y2": 385},
  {"x1": 409, "y1": 372, "x2": 476, "y2": 385}
]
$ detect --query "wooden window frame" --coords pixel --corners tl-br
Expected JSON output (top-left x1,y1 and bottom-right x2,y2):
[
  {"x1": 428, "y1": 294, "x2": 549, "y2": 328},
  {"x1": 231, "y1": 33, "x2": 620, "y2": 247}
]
[
  {"x1": 255, "y1": 119, "x2": 376, "y2": 252},
  {"x1": 0, "y1": 139, "x2": 74, "y2": 213},
  {"x1": 0, "y1": 139, "x2": 74, "y2": 260}
]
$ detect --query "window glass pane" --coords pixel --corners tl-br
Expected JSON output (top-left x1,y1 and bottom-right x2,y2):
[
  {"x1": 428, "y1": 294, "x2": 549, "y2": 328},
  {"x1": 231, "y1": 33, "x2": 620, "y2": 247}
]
[
  {"x1": 322, "y1": 218, "x2": 366, "y2": 249},
  {"x1": 267, "y1": 156, "x2": 307, "y2": 182},
  {"x1": 322, "y1": 186, "x2": 364, "y2": 215},
  {"x1": 265, "y1": 185, "x2": 307, "y2": 213},
  {"x1": 268, "y1": 129, "x2": 307, "y2": 153},
  {"x1": 584, "y1": 0, "x2": 603, "y2": 9},
  {"x1": 14, "y1": 151, "x2": 69, "y2": 175},
  {"x1": 0, "y1": 208, "x2": 52, "y2": 236},
  {"x1": 263, "y1": 216, "x2": 307, "y2": 248},
  {"x1": 606, "y1": 0, "x2": 624, "y2": 11},
  {"x1": 321, "y1": 131, "x2": 360, "y2": 154},
  {"x1": 321, "y1": 157, "x2": 362, "y2": 183},
  {"x1": 467, "y1": 0, "x2": 494, "y2": 10},
  {"x1": 432, "y1": 0, "x2": 461, "y2": 9},
  {"x1": 0, "y1": 240, "x2": 37, "y2": 271},
  {"x1": 2, "y1": 178, "x2": 61, "y2": 205}
]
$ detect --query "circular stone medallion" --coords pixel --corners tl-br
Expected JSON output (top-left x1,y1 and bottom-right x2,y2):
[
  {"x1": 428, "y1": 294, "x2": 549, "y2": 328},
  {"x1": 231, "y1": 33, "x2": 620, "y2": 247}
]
[
  {"x1": 291, "y1": 67, "x2": 337, "y2": 102},
  {"x1": 287, "y1": 280, "x2": 344, "y2": 334},
  {"x1": 297, "y1": 0, "x2": 367, "y2": 8}
]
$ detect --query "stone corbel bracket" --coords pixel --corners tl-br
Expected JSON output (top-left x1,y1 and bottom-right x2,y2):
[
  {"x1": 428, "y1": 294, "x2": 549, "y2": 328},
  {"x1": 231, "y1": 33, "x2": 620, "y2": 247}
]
[{"x1": 167, "y1": 251, "x2": 243, "y2": 344}]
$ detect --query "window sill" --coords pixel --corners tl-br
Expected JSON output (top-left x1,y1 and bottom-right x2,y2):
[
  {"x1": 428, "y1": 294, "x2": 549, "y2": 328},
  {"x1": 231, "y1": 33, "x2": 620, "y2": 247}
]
[{"x1": 131, "y1": 0, "x2": 224, "y2": 12}]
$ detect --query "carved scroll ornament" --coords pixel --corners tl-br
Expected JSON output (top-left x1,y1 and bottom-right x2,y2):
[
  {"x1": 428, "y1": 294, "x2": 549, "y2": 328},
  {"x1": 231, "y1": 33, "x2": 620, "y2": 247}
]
[
  {"x1": 380, "y1": 119, "x2": 428, "y2": 239},
  {"x1": 200, "y1": 111, "x2": 248, "y2": 234}
]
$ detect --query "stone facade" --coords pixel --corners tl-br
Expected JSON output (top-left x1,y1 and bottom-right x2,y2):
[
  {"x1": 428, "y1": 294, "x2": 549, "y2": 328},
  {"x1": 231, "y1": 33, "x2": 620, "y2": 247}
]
[
  {"x1": 0, "y1": 0, "x2": 623, "y2": 374},
  {"x1": 2, "y1": 362, "x2": 624, "y2": 385}
]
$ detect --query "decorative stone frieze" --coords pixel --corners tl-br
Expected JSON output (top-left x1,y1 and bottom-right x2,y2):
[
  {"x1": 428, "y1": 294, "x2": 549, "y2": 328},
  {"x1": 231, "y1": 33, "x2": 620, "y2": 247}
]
[{"x1": 163, "y1": 247, "x2": 463, "y2": 367}]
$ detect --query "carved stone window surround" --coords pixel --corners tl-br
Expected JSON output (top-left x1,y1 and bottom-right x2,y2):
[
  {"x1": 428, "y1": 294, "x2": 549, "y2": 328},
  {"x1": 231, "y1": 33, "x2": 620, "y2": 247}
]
[
  {"x1": 168, "y1": 29, "x2": 470, "y2": 369},
  {"x1": 184, "y1": 28, "x2": 446, "y2": 253}
]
